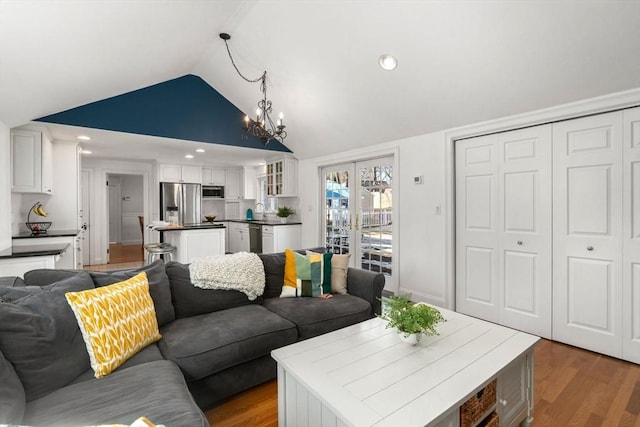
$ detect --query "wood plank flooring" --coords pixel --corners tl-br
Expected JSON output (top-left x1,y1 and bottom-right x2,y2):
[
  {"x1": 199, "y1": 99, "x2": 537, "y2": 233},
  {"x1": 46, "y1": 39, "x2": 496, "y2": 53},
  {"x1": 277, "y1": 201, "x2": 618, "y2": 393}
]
[
  {"x1": 107, "y1": 243, "x2": 143, "y2": 263},
  {"x1": 207, "y1": 339, "x2": 640, "y2": 427}
]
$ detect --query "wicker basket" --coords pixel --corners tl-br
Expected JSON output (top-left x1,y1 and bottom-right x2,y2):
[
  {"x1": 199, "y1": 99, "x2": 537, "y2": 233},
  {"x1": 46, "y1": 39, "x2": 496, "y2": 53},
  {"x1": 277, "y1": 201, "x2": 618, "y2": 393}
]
[
  {"x1": 478, "y1": 411, "x2": 499, "y2": 427},
  {"x1": 25, "y1": 221, "x2": 52, "y2": 234},
  {"x1": 460, "y1": 379, "x2": 497, "y2": 427}
]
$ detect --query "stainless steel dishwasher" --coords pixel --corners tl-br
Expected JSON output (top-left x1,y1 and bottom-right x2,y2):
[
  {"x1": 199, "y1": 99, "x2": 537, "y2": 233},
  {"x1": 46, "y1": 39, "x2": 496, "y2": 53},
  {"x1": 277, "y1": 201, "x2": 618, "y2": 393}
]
[{"x1": 248, "y1": 223, "x2": 262, "y2": 253}]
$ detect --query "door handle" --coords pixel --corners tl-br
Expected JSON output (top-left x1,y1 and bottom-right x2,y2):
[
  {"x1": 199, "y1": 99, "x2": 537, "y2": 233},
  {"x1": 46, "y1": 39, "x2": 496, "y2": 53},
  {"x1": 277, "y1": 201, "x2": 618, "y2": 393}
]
[
  {"x1": 587, "y1": 246, "x2": 594, "y2": 251},
  {"x1": 517, "y1": 241, "x2": 523, "y2": 245}
]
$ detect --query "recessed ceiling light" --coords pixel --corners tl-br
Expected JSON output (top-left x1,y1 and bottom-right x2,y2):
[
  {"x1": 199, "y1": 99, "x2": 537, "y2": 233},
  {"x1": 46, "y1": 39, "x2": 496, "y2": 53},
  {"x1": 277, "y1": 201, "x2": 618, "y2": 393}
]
[
  {"x1": 80, "y1": 150, "x2": 92, "y2": 154},
  {"x1": 196, "y1": 148, "x2": 205, "y2": 153},
  {"x1": 77, "y1": 135, "x2": 91, "y2": 141},
  {"x1": 378, "y1": 54, "x2": 398, "y2": 71},
  {"x1": 185, "y1": 154, "x2": 194, "y2": 159}
]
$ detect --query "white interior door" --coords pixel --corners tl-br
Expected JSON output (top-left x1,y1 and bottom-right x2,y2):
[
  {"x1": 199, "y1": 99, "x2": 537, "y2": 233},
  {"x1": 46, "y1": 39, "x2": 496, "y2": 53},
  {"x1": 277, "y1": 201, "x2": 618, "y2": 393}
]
[
  {"x1": 455, "y1": 135, "x2": 500, "y2": 323},
  {"x1": 498, "y1": 125, "x2": 552, "y2": 338},
  {"x1": 552, "y1": 111, "x2": 623, "y2": 358},
  {"x1": 623, "y1": 106, "x2": 640, "y2": 363},
  {"x1": 81, "y1": 169, "x2": 91, "y2": 266},
  {"x1": 456, "y1": 125, "x2": 552, "y2": 337}
]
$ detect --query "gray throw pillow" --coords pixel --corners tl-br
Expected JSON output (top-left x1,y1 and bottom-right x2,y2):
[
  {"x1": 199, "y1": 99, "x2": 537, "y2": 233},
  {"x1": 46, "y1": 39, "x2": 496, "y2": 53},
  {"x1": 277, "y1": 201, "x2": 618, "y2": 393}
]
[
  {"x1": 89, "y1": 260, "x2": 175, "y2": 326},
  {"x1": 0, "y1": 272, "x2": 94, "y2": 401},
  {"x1": 0, "y1": 348, "x2": 25, "y2": 424},
  {"x1": 22, "y1": 269, "x2": 80, "y2": 287}
]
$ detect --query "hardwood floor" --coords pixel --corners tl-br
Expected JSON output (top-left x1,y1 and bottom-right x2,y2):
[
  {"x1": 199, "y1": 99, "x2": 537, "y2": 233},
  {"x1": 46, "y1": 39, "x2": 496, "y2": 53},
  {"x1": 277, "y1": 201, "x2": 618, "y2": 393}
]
[
  {"x1": 206, "y1": 339, "x2": 640, "y2": 427},
  {"x1": 107, "y1": 242, "x2": 144, "y2": 263}
]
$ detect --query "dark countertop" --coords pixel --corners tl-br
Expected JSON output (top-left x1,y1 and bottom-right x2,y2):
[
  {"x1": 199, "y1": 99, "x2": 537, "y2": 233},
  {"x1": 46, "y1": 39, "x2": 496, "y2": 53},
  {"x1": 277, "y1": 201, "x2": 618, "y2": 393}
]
[
  {"x1": 153, "y1": 223, "x2": 226, "y2": 232},
  {"x1": 12, "y1": 229, "x2": 80, "y2": 239},
  {"x1": 0, "y1": 243, "x2": 70, "y2": 259},
  {"x1": 226, "y1": 219, "x2": 302, "y2": 226}
]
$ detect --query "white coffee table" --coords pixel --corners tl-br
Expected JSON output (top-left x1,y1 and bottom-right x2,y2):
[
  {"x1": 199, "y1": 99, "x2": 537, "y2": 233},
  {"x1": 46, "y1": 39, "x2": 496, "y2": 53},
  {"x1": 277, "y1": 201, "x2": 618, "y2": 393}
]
[{"x1": 271, "y1": 306, "x2": 539, "y2": 427}]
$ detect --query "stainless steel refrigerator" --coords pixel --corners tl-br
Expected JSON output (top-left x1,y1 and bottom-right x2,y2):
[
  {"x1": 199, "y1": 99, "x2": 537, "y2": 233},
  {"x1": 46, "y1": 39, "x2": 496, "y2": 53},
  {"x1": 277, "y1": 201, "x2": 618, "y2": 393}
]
[{"x1": 160, "y1": 182, "x2": 201, "y2": 225}]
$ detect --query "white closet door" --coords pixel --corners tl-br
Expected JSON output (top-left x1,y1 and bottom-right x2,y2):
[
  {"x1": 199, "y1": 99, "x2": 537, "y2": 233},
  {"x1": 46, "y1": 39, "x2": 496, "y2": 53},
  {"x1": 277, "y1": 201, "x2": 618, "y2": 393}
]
[
  {"x1": 456, "y1": 135, "x2": 500, "y2": 322},
  {"x1": 498, "y1": 126, "x2": 552, "y2": 338},
  {"x1": 623, "y1": 107, "x2": 640, "y2": 363},
  {"x1": 552, "y1": 112, "x2": 623, "y2": 358}
]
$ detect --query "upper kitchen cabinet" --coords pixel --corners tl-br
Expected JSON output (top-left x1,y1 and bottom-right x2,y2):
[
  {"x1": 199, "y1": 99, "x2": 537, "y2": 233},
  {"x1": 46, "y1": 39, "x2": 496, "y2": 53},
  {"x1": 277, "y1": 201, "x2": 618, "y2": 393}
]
[
  {"x1": 202, "y1": 167, "x2": 226, "y2": 186},
  {"x1": 225, "y1": 168, "x2": 242, "y2": 199},
  {"x1": 159, "y1": 163, "x2": 202, "y2": 183},
  {"x1": 266, "y1": 156, "x2": 297, "y2": 197},
  {"x1": 11, "y1": 128, "x2": 53, "y2": 194},
  {"x1": 225, "y1": 167, "x2": 258, "y2": 200}
]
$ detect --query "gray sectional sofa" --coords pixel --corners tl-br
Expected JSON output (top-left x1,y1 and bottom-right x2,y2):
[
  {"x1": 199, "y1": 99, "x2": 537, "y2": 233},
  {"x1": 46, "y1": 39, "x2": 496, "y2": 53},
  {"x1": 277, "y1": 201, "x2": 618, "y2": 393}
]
[{"x1": 0, "y1": 249, "x2": 385, "y2": 426}]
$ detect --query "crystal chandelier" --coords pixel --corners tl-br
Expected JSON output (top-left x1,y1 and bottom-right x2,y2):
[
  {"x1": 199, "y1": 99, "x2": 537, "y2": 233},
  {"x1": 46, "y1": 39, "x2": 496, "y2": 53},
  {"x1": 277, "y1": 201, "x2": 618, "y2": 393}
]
[{"x1": 220, "y1": 33, "x2": 287, "y2": 145}]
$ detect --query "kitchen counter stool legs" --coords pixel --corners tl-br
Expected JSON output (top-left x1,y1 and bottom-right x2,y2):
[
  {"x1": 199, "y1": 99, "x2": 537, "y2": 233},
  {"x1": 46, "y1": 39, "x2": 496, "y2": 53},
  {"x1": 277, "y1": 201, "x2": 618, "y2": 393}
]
[{"x1": 144, "y1": 243, "x2": 176, "y2": 264}]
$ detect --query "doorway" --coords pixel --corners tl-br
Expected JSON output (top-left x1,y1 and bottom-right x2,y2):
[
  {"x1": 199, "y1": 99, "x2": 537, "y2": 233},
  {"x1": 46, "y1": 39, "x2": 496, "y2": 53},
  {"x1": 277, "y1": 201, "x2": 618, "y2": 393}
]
[
  {"x1": 106, "y1": 173, "x2": 144, "y2": 264},
  {"x1": 322, "y1": 156, "x2": 394, "y2": 290}
]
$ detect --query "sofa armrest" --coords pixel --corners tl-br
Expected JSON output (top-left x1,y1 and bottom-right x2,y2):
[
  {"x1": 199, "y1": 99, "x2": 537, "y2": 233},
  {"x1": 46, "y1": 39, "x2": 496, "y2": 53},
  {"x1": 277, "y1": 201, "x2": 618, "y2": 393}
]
[{"x1": 346, "y1": 268, "x2": 385, "y2": 316}]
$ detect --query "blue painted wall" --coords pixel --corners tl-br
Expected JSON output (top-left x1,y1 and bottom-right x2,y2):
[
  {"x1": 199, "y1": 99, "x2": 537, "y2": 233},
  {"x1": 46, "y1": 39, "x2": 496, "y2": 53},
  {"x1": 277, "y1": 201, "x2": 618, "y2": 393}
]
[{"x1": 36, "y1": 74, "x2": 292, "y2": 153}]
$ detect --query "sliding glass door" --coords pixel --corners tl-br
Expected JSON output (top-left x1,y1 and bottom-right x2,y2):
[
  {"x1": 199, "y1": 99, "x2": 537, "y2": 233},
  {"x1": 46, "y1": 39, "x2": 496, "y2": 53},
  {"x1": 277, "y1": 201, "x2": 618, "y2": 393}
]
[{"x1": 322, "y1": 157, "x2": 394, "y2": 287}]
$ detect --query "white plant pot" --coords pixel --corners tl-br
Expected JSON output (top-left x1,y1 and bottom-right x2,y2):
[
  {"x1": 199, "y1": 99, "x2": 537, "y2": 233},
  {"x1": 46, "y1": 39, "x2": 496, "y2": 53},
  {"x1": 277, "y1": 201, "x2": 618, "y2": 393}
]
[
  {"x1": 398, "y1": 332, "x2": 423, "y2": 345},
  {"x1": 279, "y1": 217, "x2": 288, "y2": 223}
]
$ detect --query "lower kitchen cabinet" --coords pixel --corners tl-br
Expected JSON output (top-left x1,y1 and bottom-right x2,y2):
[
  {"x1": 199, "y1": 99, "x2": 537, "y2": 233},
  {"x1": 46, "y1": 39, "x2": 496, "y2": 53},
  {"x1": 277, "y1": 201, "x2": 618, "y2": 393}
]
[
  {"x1": 228, "y1": 222, "x2": 249, "y2": 253},
  {"x1": 261, "y1": 224, "x2": 301, "y2": 253},
  {"x1": 12, "y1": 236, "x2": 77, "y2": 269},
  {"x1": 163, "y1": 228, "x2": 225, "y2": 263},
  {"x1": 497, "y1": 354, "x2": 531, "y2": 427}
]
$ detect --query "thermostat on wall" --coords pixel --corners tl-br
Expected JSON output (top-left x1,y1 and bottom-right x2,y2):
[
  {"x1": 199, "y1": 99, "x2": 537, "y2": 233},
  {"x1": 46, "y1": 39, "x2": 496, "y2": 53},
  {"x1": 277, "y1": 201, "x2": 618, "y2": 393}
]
[{"x1": 414, "y1": 175, "x2": 424, "y2": 184}]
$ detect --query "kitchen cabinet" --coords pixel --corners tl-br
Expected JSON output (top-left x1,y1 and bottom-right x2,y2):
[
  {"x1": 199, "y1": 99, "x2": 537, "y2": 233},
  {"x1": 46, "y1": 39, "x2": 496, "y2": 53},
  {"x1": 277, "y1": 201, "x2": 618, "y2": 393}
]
[
  {"x1": 163, "y1": 228, "x2": 225, "y2": 263},
  {"x1": 266, "y1": 157, "x2": 297, "y2": 197},
  {"x1": 11, "y1": 128, "x2": 53, "y2": 194},
  {"x1": 228, "y1": 222, "x2": 249, "y2": 253},
  {"x1": 159, "y1": 163, "x2": 202, "y2": 183},
  {"x1": 243, "y1": 166, "x2": 257, "y2": 199},
  {"x1": 12, "y1": 236, "x2": 77, "y2": 269},
  {"x1": 225, "y1": 168, "x2": 242, "y2": 199},
  {"x1": 202, "y1": 167, "x2": 226, "y2": 186},
  {"x1": 261, "y1": 224, "x2": 301, "y2": 253}
]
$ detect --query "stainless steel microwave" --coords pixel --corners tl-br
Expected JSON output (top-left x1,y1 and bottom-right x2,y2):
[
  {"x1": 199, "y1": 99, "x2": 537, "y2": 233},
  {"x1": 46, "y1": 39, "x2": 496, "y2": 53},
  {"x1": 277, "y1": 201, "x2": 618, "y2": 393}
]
[{"x1": 202, "y1": 185, "x2": 224, "y2": 199}]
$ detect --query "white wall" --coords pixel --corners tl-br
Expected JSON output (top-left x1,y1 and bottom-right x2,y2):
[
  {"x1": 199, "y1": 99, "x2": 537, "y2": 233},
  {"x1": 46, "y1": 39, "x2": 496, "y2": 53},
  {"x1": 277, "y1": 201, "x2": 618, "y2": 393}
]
[
  {"x1": 0, "y1": 121, "x2": 11, "y2": 250},
  {"x1": 298, "y1": 88, "x2": 640, "y2": 310},
  {"x1": 297, "y1": 135, "x2": 448, "y2": 304}
]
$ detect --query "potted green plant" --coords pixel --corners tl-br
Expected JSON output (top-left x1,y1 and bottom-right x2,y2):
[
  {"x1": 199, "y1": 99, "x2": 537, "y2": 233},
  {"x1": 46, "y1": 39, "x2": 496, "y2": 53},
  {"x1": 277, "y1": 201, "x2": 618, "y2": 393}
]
[
  {"x1": 276, "y1": 206, "x2": 294, "y2": 223},
  {"x1": 379, "y1": 294, "x2": 445, "y2": 345}
]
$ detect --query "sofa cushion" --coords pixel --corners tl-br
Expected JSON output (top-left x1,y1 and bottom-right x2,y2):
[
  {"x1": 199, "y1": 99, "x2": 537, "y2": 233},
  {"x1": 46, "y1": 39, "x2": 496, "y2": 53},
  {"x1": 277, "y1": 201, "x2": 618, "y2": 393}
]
[
  {"x1": 69, "y1": 343, "x2": 165, "y2": 385},
  {"x1": 158, "y1": 305, "x2": 297, "y2": 381},
  {"x1": 0, "y1": 272, "x2": 93, "y2": 401},
  {"x1": 0, "y1": 348, "x2": 25, "y2": 425},
  {"x1": 89, "y1": 260, "x2": 175, "y2": 327},
  {"x1": 166, "y1": 261, "x2": 254, "y2": 318},
  {"x1": 0, "y1": 276, "x2": 26, "y2": 287},
  {"x1": 65, "y1": 272, "x2": 162, "y2": 378},
  {"x1": 23, "y1": 360, "x2": 208, "y2": 427},
  {"x1": 262, "y1": 294, "x2": 371, "y2": 340}
]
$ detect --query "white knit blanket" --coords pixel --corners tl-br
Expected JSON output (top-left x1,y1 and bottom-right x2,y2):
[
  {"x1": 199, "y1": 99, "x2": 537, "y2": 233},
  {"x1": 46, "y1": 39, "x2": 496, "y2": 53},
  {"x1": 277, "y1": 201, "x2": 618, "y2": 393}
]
[{"x1": 189, "y1": 252, "x2": 265, "y2": 300}]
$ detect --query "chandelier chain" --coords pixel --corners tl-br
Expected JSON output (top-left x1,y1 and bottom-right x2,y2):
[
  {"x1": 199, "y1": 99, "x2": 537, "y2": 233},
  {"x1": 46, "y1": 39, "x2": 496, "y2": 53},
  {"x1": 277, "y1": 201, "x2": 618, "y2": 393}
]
[{"x1": 222, "y1": 38, "x2": 265, "y2": 84}]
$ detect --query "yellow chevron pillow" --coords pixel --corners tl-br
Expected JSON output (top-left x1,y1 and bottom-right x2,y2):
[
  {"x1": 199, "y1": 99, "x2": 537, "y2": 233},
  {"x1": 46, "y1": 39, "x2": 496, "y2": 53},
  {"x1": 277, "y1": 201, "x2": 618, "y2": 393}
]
[{"x1": 65, "y1": 272, "x2": 161, "y2": 378}]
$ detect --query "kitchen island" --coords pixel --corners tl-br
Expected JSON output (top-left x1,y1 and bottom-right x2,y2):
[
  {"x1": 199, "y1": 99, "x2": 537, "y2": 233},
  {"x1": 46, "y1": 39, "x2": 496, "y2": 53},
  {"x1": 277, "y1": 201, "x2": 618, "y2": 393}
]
[{"x1": 153, "y1": 223, "x2": 225, "y2": 263}]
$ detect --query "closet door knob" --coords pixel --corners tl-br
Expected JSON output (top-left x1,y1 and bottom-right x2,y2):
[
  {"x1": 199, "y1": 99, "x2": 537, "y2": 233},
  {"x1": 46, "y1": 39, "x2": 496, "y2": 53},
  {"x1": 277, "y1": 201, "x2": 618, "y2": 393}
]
[
  {"x1": 517, "y1": 241, "x2": 523, "y2": 245},
  {"x1": 587, "y1": 246, "x2": 594, "y2": 251}
]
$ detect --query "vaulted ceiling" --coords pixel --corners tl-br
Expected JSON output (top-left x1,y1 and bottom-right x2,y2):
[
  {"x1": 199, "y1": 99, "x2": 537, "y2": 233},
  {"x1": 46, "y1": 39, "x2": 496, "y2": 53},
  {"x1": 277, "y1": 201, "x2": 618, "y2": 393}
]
[{"x1": 1, "y1": 1, "x2": 639, "y2": 163}]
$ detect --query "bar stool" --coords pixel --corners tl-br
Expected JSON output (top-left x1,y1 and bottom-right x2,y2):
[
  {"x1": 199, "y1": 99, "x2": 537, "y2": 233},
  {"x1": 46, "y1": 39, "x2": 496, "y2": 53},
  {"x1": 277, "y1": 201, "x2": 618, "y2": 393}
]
[{"x1": 144, "y1": 243, "x2": 176, "y2": 265}]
